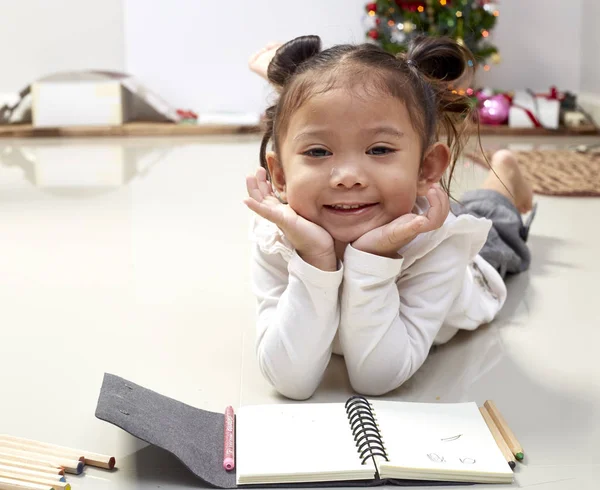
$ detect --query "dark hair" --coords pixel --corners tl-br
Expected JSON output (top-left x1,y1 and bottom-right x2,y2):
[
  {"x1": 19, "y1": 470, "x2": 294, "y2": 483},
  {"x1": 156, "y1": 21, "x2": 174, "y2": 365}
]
[{"x1": 259, "y1": 35, "x2": 477, "y2": 195}]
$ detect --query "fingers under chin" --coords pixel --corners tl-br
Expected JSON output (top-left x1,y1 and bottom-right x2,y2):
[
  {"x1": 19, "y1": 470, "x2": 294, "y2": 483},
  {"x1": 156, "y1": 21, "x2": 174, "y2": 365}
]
[
  {"x1": 257, "y1": 180, "x2": 272, "y2": 196},
  {"x1": 246, "y1": 178, "x2": 259, "y2": 194},
  {"x1": 243, "y1": 199, "x2": 260, "y2": 215},
  {"x1": 390, "y1": 220, "x2": 422, "y2": 243},
  {"x1": 431, "y1": 186, "x2": 443, "y2": 201},
  {"x1": 247, "y1": 203, "x2": 274, "y2": 223}
]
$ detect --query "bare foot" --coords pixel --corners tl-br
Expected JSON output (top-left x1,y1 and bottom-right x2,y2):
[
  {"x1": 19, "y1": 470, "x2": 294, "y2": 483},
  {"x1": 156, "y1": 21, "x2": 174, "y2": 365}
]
[
  {"x1": 480, "y1": 149, "x2": 533, "y2": 213},
  {"x1": 248, "y1": 42, "x2": 282, "y2": 80}
]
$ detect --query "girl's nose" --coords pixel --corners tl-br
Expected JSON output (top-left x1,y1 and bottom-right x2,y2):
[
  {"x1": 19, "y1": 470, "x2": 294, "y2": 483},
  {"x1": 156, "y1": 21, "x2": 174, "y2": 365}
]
[{"x1": 330, "y1": 165, "x2": 367, "y2": 189}]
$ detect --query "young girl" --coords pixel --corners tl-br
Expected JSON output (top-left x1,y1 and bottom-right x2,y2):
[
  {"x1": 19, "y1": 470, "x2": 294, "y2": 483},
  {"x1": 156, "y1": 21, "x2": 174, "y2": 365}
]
[{"x1": 245, "y1": 35, "x2": 534, "y2": 400}]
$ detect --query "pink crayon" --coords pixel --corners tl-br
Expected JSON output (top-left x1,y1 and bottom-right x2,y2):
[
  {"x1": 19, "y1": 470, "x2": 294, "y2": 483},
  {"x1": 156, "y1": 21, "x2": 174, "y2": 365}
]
[{"x1": 223, "y1": 406, "x2": 235, "y2": 471}]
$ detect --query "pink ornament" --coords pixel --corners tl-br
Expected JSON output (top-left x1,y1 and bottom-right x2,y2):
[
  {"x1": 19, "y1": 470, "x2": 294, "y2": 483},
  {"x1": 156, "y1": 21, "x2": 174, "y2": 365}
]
[
  {"x1": 479, "y1": 94, "x2": 510, "y2": 125},
  {"x1": 476, "y1": 91, "x2": 488, "y2": 104},
  {"x1": 476, "y1": 88, "x2": 493, "y2": 104}
]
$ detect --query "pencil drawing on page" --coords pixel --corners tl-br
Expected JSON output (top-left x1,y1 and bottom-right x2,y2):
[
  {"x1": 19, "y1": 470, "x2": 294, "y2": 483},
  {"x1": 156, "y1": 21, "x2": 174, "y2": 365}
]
[
  {"x1": 441, "y1": 434, "x2": 463, "y2": 442},
  {"x1": 427, "y1": 453, "x2": 446, "y2": 463}
]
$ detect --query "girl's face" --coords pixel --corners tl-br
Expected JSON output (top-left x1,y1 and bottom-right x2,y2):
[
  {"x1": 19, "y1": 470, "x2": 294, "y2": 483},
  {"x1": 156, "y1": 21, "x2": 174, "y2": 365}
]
[{"x1": 268, "y1": 88, "x2": 448, "y2": 244}]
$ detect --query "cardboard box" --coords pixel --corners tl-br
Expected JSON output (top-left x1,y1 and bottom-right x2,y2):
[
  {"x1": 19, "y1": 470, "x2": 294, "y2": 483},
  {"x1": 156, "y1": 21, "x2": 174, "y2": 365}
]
[
  {"x1": 23, "y1": 71, "x2": 179, "y2": 128},
  {"x1": 32, "y1": 79, "x2": 123, "y2": 127}
]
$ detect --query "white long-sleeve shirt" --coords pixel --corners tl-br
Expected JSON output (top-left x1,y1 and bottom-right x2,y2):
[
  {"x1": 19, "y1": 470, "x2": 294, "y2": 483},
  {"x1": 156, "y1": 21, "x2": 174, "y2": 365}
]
[{"x1": 250, "y1": 198, "x2": 507, "y2": 400}]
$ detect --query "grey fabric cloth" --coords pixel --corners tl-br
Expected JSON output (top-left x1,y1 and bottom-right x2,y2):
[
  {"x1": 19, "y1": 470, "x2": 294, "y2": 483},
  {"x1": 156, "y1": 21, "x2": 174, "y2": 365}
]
[
  {"x1": 95, "y1": 373, "x2": 237, "y2": 489},
  {"x1": 451, "y1": 189, "x2": 535, "y2": 278},
  {"x1": 95, "y1": 373, "x2": 469, "y2": 488}
]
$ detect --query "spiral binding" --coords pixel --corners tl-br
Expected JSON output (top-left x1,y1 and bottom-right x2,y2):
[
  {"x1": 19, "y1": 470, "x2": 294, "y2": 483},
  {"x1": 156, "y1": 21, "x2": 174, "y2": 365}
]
[{"x1": 345, "y1": 396, "x2": 389, "y2": 466}]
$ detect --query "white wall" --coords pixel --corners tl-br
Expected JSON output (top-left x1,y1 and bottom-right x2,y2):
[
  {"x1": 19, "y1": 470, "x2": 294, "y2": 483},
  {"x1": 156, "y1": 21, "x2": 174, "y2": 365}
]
[
  {"x1": 0, "y1": 0, "x2": 125, "y2": 93},
  {"x1": 123, "y1": 0, "x2": 367, "y2": 114},
  {"x1": 477, "y1": 0, "x2": 582, "y2": 92},
  {"x1": 580, "y1": 0, "x2": 600, "y2": 94}
]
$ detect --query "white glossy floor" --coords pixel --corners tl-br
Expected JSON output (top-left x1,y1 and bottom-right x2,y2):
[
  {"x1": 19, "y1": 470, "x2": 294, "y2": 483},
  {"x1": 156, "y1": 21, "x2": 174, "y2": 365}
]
[{"x1": 0, "y1": 134, "x2": 598, "y2": 490}]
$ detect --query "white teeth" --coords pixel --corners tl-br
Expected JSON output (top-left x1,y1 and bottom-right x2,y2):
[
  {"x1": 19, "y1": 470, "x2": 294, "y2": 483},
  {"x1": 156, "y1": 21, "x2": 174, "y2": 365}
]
[{"x1": 331, "y1": 204, "x2": 365, "y2": 210}]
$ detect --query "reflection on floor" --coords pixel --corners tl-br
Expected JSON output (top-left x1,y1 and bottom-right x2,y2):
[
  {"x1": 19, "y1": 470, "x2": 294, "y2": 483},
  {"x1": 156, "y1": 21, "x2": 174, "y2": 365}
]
[{"x1": 0, "y1": 134, "x2": 598, "y2": 490}]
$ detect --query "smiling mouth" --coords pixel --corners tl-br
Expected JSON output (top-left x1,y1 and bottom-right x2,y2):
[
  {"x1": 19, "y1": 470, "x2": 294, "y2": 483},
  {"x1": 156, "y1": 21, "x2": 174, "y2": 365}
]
[{"x1": 324, "y1": 203, "x2": 378, "y2": 213}]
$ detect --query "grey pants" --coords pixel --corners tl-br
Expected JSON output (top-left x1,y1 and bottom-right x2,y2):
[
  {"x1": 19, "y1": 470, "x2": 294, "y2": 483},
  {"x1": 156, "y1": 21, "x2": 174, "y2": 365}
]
[{"x1": 451, "y1": 190, "x2": 535, "y2": 279}]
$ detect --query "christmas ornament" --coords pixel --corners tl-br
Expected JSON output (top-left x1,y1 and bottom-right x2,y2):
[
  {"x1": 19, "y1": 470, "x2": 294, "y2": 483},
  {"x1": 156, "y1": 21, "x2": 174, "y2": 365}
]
[
  {"x1": 491, "y1": 53, "x2": 501, "y2": 64},
  {"x1": 368, "y1": 29, "x2": 380, "y2": 40},
  {"x1": 479, "y1": 94, "x2": 510, "y2": 125},
  {"x1": 366, "y1": 2, "x2": 377, "y2": 12},
  {"x1": 476, "y1": 88, "x2": 494, "y2": 103},
  {"x1": 403, "y1": 20, "x2": 415, "y2": 33},
  {"x1": 391, "y1": 30, "x2": 406, "y2": 43}
]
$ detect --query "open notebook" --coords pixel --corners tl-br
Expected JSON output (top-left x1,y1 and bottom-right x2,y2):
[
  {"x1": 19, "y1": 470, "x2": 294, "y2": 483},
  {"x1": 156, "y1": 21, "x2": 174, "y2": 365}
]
[{"x1": 236, "y1": 396, "x2": 513, "y2": 485}]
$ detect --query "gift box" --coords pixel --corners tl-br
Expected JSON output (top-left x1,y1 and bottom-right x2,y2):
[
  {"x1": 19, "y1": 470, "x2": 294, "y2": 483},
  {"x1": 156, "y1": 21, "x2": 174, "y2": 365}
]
[
  {"x1": 509, "y1": 90, "x2": 560, "y2": 129},
  {"x1": 2, "y1": 71, "x2": 180, "y2": 128},
  {"x1": 32, "y1": 76, "x2": 124, "y2": 127}
]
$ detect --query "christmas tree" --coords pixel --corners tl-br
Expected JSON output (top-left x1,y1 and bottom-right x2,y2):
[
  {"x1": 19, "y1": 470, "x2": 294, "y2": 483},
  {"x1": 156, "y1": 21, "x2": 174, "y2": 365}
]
[{"x1": 365, "y1": 0, "x2": 500, "y2": 69}]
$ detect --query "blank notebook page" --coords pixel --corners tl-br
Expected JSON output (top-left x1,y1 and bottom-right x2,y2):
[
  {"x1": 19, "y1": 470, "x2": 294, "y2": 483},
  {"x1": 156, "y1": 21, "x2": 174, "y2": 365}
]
[
  {"x1": 372, "y1": 401, "x2": 512, "y2": 482},
  {"x1": 236, "y1": 402, "x2": 375, "y2": 484}
]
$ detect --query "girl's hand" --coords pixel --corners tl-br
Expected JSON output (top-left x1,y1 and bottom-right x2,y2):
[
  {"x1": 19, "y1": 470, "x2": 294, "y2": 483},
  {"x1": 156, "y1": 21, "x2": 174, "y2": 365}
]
[
  {"x1": 248, "y1": 42, "x2": 282, "y2": 80},
  {"x1": 352, "y1": 185, "x2": 450, "y2": 258},
  {"x1": 244, "y1": 168, "x2": 336, "y2": 271}
]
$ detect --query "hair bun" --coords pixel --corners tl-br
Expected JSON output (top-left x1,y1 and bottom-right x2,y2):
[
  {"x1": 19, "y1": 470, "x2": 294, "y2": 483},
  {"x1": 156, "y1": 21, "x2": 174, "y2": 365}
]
[
  {"x1": 267, "y1": 35, "x2": 322, "y2": 87},
  {"x1": 406, "y1": 35, "x2": 471, "y2": 82}
]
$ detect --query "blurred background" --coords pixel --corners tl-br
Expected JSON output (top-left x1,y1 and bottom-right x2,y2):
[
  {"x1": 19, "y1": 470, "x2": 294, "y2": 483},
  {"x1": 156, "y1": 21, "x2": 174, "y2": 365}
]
[{"x1": 0, "y1": 0, "x2": 599, "y2": 123}]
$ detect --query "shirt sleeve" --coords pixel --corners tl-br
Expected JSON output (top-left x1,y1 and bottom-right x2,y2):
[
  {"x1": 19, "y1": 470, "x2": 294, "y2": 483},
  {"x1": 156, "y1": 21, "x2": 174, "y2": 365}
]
[
  {"x1": 251, "y1": 244, "x2": 343, "y2": 400},
  {"x1": 339, "y1": 235, "x2": 472, "y2": 396}
]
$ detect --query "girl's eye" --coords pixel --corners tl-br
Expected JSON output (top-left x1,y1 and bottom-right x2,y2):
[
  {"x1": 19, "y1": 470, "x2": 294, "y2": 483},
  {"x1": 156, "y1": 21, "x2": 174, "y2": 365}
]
[
  {"x1": 367, "y1": 146, "x2": 396, "y2": 156},
  {"x1": 303, "y1": 148, "x2": 332, "y2": 158}
]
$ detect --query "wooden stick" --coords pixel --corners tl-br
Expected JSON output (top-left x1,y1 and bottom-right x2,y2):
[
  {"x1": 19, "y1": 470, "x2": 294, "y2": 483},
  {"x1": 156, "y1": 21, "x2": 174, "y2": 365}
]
[
  {"x1": 0, "y1": 476, "x2": 55, "y2": 490},
  {"x1": 0, "y1": 471, "x2": 69, "y2": 490},
  {"x1": 479, "y1": 406, "x2": 516, "y2": 469},
  {"x1": 0, "y1": 461, "x2": 63, "y2": 477},
  {"x1": 0, "y1": 450, "x2": 81, "y2": 475},
  {"x1": 0, "y1": 436, "x2": 115, "y2": 470},
  {"x1": 0, "y1": 456, "x2": 60, "y2": 473},
  {"x1": 0, "y1": 466, "x2": 63, "y2": 483},
  {"x1": 484, "y1": 400, "x2": 524, "y2": 460},
  {"x1": 0, "y1": 445, "x2": 81, "y2": 465}
]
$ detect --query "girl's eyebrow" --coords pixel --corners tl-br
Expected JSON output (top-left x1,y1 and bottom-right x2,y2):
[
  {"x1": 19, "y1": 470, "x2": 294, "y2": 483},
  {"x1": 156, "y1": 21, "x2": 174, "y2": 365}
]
[
  {"x1": 293, "y1": 129, "x2": 333, "y2": 141},
  {"x1": 366, "y1": 126, "x2": 405, "y2": 139},
  {"x1": 293, "y1": 126, "x2": 405, "y2": 142}
]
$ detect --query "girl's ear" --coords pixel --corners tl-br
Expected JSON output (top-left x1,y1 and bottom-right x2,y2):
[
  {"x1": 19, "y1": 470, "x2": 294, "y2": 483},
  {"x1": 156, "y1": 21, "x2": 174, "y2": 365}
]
[
  {"x1": 266, "y1": 151, "x2": 287, "y2": 201},
  {"x1": 417, "y1": 142, "x2": 451, "y2": 196}
]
